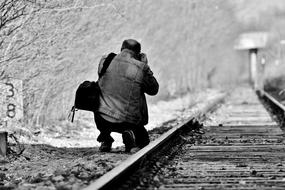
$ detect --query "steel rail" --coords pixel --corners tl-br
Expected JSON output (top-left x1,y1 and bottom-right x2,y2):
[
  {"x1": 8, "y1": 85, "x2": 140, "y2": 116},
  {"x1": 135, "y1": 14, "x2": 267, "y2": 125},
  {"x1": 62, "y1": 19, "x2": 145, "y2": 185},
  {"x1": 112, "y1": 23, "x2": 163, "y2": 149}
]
[
  {"x1": 84, "y1": 94, "x2": 226, "y2": 190},
  {"x1": 261, "y1": 91, "x2": 285, "y2": 111}
]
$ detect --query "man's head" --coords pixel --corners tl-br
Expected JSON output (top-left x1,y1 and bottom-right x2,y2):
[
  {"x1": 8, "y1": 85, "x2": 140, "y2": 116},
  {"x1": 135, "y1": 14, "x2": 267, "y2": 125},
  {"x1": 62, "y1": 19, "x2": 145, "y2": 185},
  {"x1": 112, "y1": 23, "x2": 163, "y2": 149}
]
[{"x1": 121, "y1": 39, "x2": 141, "y2": 55}]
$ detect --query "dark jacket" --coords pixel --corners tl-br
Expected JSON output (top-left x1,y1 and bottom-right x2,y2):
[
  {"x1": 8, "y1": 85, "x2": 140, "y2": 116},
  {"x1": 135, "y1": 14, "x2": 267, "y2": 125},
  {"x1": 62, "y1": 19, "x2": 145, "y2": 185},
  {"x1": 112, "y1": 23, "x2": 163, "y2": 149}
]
[{"x1": 97, "y1": 49, "x2": 159, "y2": 125}]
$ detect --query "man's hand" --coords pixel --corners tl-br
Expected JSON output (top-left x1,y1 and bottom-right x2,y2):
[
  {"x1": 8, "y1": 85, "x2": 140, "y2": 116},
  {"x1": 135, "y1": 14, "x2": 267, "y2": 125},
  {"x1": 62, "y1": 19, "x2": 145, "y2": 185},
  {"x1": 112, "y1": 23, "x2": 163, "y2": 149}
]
[{"x1": 140, "y1": 53, "x2": 148, "y2": 64}]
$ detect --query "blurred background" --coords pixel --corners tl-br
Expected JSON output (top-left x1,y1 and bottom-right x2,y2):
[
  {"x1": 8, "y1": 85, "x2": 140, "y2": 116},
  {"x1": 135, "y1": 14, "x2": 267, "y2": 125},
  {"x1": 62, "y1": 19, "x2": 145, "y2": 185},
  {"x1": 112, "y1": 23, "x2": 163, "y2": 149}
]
[{"x1": 0, "y1": 0, "x2": 285, "y2": 130}]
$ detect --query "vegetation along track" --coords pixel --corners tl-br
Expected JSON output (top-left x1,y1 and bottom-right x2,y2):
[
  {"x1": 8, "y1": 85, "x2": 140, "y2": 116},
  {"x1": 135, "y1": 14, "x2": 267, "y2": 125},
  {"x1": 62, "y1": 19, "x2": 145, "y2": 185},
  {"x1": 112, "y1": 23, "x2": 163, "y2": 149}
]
[{"x1": 87, "y1": 87, "x2": 285, "y2": 189}]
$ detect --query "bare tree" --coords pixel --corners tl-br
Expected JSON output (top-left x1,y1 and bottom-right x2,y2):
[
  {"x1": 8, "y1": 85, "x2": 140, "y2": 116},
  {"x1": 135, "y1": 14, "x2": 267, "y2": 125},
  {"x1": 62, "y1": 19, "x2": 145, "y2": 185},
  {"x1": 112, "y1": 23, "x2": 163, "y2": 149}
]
[
  {"x1": 1, "y1": 0, "x2": 26, "y2": 45},
  {"x1": 0, "y1": 0, "x2": 37, "y2": 48},
  {"x1": 0, "y1": 0, "x2": 36, "y2": 79}
]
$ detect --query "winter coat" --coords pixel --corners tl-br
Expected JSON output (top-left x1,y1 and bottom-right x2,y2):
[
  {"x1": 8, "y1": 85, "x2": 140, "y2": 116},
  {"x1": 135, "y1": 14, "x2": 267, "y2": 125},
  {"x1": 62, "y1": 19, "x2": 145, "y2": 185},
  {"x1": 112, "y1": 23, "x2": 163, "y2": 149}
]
[{"x1": 97, "y1": 49, "x2": 159, "y2": 125}]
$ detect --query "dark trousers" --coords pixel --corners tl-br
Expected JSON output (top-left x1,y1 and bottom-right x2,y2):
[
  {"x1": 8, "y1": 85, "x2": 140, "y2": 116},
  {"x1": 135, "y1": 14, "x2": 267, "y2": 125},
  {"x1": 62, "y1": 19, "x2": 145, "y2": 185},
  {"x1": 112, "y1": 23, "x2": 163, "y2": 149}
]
[{"x1": 94, "y1": 114, "x2": 150, "y2": 148}]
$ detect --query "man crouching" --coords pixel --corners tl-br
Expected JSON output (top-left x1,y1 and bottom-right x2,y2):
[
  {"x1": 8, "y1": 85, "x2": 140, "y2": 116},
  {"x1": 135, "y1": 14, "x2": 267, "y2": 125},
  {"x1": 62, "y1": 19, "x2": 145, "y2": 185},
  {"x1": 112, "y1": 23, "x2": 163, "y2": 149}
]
[{"x1": 95, "y1": 39, "x2": 159, "y2": 152}]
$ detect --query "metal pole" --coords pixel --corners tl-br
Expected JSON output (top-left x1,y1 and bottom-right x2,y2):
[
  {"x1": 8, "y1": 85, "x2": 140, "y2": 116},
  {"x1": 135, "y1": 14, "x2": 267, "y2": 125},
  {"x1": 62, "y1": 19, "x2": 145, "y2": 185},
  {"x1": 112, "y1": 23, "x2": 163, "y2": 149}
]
[{"x1": 0, "y1": 132, "x2": 8, "y2": 157}]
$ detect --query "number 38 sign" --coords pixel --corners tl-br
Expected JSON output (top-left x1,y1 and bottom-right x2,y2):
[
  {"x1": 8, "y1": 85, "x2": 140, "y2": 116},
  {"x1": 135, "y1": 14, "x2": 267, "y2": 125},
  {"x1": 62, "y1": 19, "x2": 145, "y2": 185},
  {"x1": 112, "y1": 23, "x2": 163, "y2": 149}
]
[{"x1": 0, "y1": 78, "x2": 23, "y2": 130}]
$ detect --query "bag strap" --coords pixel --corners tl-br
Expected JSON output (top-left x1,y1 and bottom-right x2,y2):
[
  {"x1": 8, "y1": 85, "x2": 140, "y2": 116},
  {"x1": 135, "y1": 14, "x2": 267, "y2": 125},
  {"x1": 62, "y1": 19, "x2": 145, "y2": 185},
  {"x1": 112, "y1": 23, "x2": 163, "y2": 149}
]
[
  {"x1": 99, "y1": 52, "x2": 117, "y2": 78},
  {"x1": 68, "y1": 106, "x2": 76, "y2": 122}
]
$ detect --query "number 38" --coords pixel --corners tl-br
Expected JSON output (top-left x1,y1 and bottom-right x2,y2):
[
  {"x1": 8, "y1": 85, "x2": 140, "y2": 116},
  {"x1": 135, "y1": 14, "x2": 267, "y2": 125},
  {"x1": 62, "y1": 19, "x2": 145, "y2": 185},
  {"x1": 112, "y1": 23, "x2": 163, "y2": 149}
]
[{"x1": 5, "y1": 82, "x2": 16, "y2": 118}]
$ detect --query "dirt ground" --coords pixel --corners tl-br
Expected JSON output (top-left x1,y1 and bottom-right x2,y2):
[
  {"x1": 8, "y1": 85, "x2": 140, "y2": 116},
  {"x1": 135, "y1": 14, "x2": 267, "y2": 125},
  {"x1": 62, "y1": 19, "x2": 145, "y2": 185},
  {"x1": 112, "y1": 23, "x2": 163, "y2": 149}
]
[
  {"x1": 0, "y1": 116, "x2": 181, "y2": 190},
  {"x1": 2, "y1": 144, "x2": 127, "y2": 190}
]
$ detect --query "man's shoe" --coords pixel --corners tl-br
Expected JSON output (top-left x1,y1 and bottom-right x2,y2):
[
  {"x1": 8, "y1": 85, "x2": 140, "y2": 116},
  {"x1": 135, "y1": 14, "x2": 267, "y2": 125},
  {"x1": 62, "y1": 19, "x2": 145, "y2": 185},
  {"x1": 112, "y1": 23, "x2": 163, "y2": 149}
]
[
  {"x1": 195, "y1": 128, "x2": 205, "y2": 134},
  {"x1": 99, "y1": 142, "x2": 112, "y2": 152},
  {"x1": 122, "y1": 130, "x2": 136, "y2": 152}
]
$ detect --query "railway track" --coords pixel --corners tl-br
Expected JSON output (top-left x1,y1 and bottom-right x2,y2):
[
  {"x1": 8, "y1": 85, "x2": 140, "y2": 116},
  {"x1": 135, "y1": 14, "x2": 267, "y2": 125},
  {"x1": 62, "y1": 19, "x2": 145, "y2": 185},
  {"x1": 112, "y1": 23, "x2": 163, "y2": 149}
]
[
  {"x1": 85, "y1": 87, "x2": 285, "y2": 190},
  {"x1": 156, "y1": 88, "x2": 285, "y2": 190}
]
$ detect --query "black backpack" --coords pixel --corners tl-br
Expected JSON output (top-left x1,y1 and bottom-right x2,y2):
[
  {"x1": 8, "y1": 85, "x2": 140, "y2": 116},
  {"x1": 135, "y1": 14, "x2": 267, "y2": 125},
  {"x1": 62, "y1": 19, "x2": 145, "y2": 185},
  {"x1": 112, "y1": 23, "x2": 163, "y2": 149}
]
[{"x1": 69, "y1": 53, "x2": 116, "y2": 122}]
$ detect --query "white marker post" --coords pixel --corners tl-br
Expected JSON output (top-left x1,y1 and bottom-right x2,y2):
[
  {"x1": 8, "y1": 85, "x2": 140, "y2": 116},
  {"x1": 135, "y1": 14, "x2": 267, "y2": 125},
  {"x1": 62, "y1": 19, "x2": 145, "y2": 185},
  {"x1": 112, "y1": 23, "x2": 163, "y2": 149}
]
[
  {"x1": 0, "y1": 78, "x2": 23, "y2": 156},
  {"x1": 249, "y1": 48, "x2": 258, "y2": 89},
  {"x1": 234, "y1": 32, "x2": 268, "y2": 90}
]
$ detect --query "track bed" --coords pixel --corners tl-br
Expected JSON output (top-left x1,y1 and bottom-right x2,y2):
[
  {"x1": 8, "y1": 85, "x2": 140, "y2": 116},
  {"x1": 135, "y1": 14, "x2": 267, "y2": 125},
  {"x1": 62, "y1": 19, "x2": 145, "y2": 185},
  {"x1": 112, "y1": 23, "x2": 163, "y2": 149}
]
[{"x1": 157, "y1": 88, "x2": 285, "y2": 190}]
